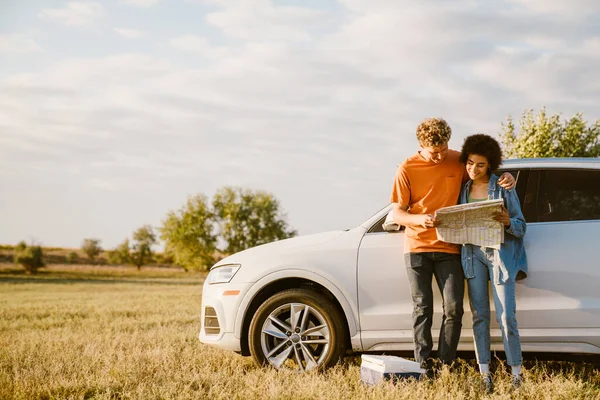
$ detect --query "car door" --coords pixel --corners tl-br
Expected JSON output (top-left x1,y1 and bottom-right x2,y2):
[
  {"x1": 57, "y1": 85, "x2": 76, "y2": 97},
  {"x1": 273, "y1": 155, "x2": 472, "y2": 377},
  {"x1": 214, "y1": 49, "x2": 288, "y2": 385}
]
[
  {"x1": 356, "y1": 215, "x2": 416, "y2": 350},
  {"x1": 512, "y1": 168, "x2": 600, "y2": 352},
  {"x1": 356, "y1": 212, "x2": 456, "y2": 351}
]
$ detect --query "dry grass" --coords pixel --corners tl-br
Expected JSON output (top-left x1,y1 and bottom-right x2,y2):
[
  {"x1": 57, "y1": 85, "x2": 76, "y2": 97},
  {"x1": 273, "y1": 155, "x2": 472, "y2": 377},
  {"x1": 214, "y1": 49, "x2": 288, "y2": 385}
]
[
  {"x1": 1, "y1": 265, "x2": 599, "y2": 399},
  {"x1": 0, "y1": 263, "x2": 189, "y2": 281}
]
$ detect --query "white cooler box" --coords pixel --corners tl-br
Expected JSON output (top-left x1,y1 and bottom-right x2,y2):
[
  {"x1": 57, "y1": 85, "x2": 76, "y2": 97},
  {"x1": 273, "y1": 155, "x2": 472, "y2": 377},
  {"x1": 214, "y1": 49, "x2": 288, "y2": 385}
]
[{"x1": 360, "y1": 355, "x2": 425, "y2": 385}]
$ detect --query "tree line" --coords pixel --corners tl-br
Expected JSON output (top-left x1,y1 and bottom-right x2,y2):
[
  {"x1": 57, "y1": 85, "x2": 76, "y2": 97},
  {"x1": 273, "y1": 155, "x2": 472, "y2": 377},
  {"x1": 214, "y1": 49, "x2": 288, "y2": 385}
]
[
  {"x1": 11, "y1": 108, "x2": 600, "y2": 274},
  {"x1": 12, "y1": 186, "x2": 297, "y2": 273}
]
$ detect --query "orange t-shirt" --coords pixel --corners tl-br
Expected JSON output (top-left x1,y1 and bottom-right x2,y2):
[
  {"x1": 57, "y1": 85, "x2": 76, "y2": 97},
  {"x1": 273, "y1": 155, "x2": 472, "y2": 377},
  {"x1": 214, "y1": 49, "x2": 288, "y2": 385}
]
[{"x1": 390, "y1": 150, "x2": 466, "y2": 254}]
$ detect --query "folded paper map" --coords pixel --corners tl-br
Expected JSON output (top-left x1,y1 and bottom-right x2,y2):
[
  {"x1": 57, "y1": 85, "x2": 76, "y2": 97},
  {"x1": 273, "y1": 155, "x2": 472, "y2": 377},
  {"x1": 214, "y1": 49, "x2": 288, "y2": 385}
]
[{"x1": 435, "y1": 199, "x2": 504, "y2": 249}]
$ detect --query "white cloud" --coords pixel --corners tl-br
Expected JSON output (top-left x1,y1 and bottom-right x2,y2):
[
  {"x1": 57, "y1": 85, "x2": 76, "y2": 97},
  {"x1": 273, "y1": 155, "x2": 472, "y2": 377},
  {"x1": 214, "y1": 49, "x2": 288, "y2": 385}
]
[
  {"x1": 0, "y1": 34, "x2": 42, "y2": 53},
  {"x1": 507, "y1": 0, "x2": 600, "y2": 17},
  {"x1": 469, "y1": 39, "x2": 600, "y2": 105},
  {"x1": 169, "y1": 35, "x2": 230, "y2": 58},
  {"x1": 120, "y1": 0, "x2": 161, "y2": 6},
  {"x1": 204, "y1": 0, "x2": 330, "y2": 42},
  {"x1": 113, "y1": 28, "x2": 145, "y2": 38},
  {"x1": 170, "y1": 35, "x2": 210, "y2": 52},
  {"x1": 86, "y1": 177, "x2": 130, "y2": 191},
  {"x1": 39, "y1": 2, "x2": 104, "y2": 27}
]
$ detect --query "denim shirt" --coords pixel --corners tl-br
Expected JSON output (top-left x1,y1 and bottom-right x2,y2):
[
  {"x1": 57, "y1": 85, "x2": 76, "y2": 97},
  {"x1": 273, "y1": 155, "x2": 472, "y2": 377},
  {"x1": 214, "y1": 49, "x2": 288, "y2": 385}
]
[{"x1": 460, "y1": 173, "x2": 528, "y2": 284}]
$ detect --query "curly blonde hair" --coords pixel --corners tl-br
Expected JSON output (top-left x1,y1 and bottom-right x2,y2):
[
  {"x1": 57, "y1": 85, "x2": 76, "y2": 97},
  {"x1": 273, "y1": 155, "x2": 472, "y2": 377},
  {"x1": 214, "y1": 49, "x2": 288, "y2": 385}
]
[{"x1": 416, "y1": 117, "x2": 452, "y2": 147}]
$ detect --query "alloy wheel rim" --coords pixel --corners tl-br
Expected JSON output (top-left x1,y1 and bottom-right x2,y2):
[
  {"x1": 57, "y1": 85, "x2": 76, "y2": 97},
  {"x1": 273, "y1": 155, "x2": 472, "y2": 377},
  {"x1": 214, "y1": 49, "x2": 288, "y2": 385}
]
[{"x1": 260, "y1": 302, "x2": 330, "y2": 371}]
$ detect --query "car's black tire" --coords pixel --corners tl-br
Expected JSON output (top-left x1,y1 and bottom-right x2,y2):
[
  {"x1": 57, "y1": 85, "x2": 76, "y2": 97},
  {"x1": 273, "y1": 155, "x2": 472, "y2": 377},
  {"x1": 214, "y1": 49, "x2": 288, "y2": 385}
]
[{"x1": 248, "y1": 288, "x2": 347, "y2": 371}]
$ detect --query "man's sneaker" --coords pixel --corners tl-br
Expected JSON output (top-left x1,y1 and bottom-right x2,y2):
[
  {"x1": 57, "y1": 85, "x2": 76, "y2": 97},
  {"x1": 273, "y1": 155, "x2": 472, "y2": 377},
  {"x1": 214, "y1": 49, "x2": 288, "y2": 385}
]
[
  {"x1": 481, "y1": 374, "x2": 493, "y2": 394},
  {"x1": 511, "y1": 373, "x2": 524, "y2": 389}
]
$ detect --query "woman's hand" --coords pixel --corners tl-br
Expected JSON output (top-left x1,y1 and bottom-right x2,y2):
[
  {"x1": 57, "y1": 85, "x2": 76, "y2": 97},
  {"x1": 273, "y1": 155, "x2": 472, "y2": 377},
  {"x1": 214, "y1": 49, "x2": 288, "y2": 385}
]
[{"x1": 492, "y1": 205, "x2": 511, "y2": 227}]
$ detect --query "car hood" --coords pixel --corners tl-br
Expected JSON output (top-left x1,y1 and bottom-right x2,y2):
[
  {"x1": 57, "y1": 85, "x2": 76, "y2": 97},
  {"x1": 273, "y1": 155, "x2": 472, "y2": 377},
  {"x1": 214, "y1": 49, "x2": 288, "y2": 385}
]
[{"x1": 212, "y1": 230, "x2": 348, "y2": 268}]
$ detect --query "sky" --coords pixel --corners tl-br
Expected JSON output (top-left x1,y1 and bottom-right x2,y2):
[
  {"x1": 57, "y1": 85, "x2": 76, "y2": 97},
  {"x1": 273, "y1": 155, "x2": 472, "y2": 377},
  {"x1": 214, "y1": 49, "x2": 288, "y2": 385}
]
[{"x1": 1, "y1": 0, "x2": 600, "y2": 249}]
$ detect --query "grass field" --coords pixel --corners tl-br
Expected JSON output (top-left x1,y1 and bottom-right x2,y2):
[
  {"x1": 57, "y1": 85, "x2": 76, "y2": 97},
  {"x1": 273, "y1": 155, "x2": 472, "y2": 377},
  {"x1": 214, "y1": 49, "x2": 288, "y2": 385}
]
[{"x1": 1, "y1": 264, "x2": 599, "y2": 399}]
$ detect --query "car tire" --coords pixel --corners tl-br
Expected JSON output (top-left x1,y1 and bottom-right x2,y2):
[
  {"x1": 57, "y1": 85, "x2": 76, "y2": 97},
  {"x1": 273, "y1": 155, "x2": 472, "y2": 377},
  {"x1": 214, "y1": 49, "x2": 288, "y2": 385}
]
[{"x1": 248, "y1": 288, "x2": 346, "y2": 371}]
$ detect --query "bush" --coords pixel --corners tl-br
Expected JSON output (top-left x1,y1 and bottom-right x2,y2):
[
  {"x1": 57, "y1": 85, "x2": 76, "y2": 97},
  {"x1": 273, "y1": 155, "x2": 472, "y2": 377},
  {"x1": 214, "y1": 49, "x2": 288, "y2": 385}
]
[
  {"x1": 15, "y1": 241, "x2": 27, "y2": 252},
  {"x1": 14, "y1": 244, "x2": 45, "y2": 274},
  {"x1": 107, "y1": 239, "x2": 131, "y2": 265},
  {"x1": 65, "y1": 251, "x2": 78, "y2": 264},
  {"x1": 154, "y1": 252, "x2": 174, "y2": 266},
  {"x1": 81, "y1": 239, "x2": 102, "y2": 262},
  {"x1": 107, "y1": 250, "x2": 120, "y2": 265}
]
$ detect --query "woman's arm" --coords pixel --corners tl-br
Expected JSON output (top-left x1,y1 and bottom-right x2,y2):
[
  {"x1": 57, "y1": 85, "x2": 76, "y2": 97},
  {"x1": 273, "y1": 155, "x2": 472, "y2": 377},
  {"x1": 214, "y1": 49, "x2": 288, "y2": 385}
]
[
  {"x1": 503, "y1": 188, "x2": 527, "y2": 238},
  {"x1": 492, "y1": 187, "x2": 526, "y2": 238}
]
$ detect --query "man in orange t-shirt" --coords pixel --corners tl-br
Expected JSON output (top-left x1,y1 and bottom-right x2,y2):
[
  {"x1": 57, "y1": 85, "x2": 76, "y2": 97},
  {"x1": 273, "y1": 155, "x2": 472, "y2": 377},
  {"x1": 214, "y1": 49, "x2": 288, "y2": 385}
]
[{"x1": 390, "y1": 118, "x2": 514, "y2": 377}]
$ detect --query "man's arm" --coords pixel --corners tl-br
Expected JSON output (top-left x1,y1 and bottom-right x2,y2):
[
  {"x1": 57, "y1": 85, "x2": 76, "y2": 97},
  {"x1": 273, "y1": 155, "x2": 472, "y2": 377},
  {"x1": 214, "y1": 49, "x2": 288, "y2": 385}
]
[
  {"x1": 497, "y1": 172, "x2": 516, "y2": 190},
  {"x1": 462, "y1": 167, "x2": 515, "y2": 190},
  {"x1": 390, "y1": 162, "x2": 440, "y2": 229},
  {"x1": 392, "y1": 203, "x2": 440, "y2": 229}
]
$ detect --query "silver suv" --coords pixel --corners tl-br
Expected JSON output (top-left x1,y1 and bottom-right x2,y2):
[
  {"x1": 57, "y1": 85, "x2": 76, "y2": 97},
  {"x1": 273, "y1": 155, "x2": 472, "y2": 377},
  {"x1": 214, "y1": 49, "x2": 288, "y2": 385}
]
[{"x1": 200, "y1": 158, "x2": 600, "y2": 371}]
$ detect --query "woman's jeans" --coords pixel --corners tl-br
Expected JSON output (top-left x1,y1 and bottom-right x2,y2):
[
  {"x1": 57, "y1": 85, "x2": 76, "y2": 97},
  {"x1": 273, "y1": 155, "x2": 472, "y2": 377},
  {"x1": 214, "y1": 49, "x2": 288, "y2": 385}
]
[
  {"x1": 467, "y1": 246, "x2": 522, "y2": 366},
  {"x1": 404, "y1": 252, "x2": 464, "y2": 367}
]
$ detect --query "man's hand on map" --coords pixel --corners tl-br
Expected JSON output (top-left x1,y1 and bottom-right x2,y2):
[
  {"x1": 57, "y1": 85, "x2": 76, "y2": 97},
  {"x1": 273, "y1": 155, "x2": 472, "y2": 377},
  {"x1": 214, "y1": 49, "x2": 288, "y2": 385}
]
[
  {"x1": 497, "y1": 172, "x2": 516, "y2": 190},
  {"x1": 417, "y1": 214, "x2": 440, "y2": 228},
  {"x1": 492, "y1": 205, "x2": 511, "y2": 227}
]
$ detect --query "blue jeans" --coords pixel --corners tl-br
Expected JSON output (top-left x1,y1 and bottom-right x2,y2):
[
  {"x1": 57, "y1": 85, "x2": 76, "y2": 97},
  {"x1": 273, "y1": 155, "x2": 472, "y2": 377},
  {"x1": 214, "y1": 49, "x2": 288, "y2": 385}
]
[
  {"x1": 404, "y1": 252, "x2": 464, "y2": 367},
  {"x1": 466, "y1": 246, "x2": 522, "y2": 366}
]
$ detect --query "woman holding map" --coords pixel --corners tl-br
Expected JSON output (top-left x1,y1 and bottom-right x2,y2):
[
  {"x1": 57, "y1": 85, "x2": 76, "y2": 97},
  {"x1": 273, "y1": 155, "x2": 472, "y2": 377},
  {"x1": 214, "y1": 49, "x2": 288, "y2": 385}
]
[{"x1": 458, "y1": 134, "x2": 528, "y2": 393}]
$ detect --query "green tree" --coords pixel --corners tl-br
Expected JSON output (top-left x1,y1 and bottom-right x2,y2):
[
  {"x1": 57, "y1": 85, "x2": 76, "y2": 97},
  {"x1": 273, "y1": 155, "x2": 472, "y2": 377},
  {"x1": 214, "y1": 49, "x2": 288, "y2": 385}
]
[
  {"x1": 131, "y1": 225, "x2": 157, "y2": 270},
  {"x1": 108, "y1": 239, "x2": 131, "y2": 265},
  {"x1": 160, "y1": 195, "x2": 217, "y2": 271},
  {"x1": 14, "y1": 242, "x2": 45, "y2": 274},
  {"x1": 212, "y1": 187, "x2": 297, "y2": 255},
  {"x1": 81, "y1": 238, "x2": 102, "y2": 263},
  {"x1": 501, "y1": 107, "x2": 600, "y2": 158}
]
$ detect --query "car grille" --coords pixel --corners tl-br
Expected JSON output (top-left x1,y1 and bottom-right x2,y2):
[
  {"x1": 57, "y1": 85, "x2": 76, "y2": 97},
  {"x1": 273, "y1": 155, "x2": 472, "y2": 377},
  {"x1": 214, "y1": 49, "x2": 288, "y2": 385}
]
[{"x1": 204, "y1": 306, "x2": 220, "y2": 335}]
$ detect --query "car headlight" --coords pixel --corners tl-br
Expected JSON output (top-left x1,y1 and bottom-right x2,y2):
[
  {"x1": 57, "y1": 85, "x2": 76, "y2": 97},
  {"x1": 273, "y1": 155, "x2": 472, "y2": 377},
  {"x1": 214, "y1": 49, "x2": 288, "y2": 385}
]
[{"x1": 207, "y1": 264, "x2": 241, "y2": 285}]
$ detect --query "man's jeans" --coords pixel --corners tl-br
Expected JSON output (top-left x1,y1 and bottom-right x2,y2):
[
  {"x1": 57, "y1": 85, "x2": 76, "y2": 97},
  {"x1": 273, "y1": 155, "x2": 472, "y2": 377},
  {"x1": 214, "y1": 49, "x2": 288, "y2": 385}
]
[
  {"x1": 404, "y1": 252, "x2": 465, "y2": 367},
  {"x1": 467, "y1": 246, "x2": 522, "y2": 366}
]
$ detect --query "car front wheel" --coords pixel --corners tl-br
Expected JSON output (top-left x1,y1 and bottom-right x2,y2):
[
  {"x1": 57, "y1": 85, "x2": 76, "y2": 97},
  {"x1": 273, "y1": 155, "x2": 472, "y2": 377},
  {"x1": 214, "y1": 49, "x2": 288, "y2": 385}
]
[{"x1": 248, "y1": 288, "x2": 346, "y2": 371}]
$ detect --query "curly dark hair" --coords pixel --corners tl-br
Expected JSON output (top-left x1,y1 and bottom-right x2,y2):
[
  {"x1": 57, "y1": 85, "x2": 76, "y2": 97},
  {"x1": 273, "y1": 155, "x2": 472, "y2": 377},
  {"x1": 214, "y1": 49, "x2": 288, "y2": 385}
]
[{"x1": 459, "y1": 134, "x2": 503, "y2": 172}]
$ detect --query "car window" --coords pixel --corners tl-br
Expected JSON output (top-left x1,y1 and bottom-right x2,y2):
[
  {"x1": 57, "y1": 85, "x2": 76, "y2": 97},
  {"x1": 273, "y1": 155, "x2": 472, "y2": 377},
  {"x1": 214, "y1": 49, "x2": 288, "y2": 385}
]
[
  {"x1": 368, "y1": 213, "x2": 394, "y2": 233},
  {"x1": 499, "y1": 168, "x2": 535, "y2": 222},
  {"x1": 497, "y1": 169, "x2": 529, "y2": 207},
  {"x1": 368, "y1": 214, "x2": 386, "y2": 233},
  {"x1": 536, "y1": 169, "x2": 600, "y2": 222}
]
